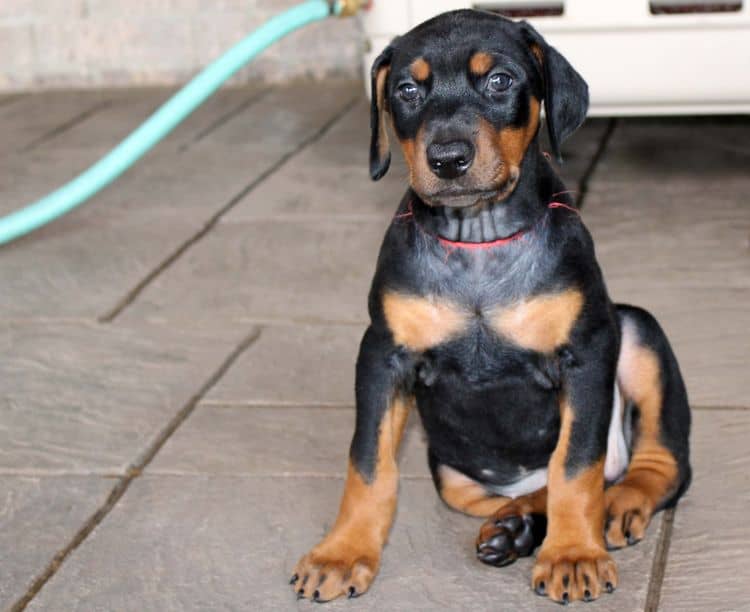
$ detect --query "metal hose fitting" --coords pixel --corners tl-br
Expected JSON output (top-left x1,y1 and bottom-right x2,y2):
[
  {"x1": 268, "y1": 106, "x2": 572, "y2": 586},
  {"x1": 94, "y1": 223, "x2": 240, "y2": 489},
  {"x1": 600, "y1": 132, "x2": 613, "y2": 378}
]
[{"x1": 334, "y1": 0, "x2": 367, "y2": 17}]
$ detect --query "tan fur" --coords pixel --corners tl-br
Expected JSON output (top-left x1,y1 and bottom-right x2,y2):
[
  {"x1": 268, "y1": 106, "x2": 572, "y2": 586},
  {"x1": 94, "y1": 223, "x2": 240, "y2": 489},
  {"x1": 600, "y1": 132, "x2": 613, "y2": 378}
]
[
  {"x1": 469, "y1": 51, "x2": 494, "y2": 76},
  {"x1": 293, "y1": 396, "x2": 413, "y2": 601},
  {"x1": 438, "y1": 464, "x2": 510, "y2": 517},
  {"x1": 532, "y1": 398, "x2": 616, "y2": 603},
  {"x1": 530, "y1": 43, "x2": 544, "y2": 66},
  {"x1": 373, "y1": 64, "x2": 391, "y2": 166},
  {"x1": 398, "y1": 97, "x2": 541, "y2": 206},
  {"x1": 605, "y1": 335, "x2": 679, "y2": 548},
  {"x1": 498, "y1": 97, "x2": 541, "y2": 168},
  {"x1": 471, "y1": 97, "x2": 541, "y2": 202},
  {"x1": 410, "y1": 57, "x2": 431, "y2": 82},
  {"x1": 492, "y1": 289, "x2": 583, "y2": 353},
  {"x1": 383, "y1": 292, "x2": 468, "y2": 352}
]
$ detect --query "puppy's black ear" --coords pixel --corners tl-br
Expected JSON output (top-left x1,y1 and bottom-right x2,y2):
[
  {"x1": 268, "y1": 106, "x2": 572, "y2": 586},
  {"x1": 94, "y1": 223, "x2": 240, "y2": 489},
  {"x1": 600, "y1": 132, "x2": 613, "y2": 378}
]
[
  {"x1": 370, "y1": 45, "x2": 394, "y2": 181},
  {"x1": 520, "y1": 22, "x2": 589, "y2": 163}
]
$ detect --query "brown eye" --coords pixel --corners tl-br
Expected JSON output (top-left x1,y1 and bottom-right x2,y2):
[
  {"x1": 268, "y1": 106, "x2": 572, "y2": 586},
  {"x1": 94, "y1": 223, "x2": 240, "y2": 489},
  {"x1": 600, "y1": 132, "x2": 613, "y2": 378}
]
[
  {"x1": 487, "y1": 72, "x2": 513, "y2": 93},
  {"x1": 398, "y1": 83, "x2": 419, "y2": 101}
]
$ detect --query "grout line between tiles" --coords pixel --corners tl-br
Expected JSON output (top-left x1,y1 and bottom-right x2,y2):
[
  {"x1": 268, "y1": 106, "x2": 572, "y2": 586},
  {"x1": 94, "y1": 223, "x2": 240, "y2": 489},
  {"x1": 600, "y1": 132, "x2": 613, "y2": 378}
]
[
  {"x1": 576, "y1": 118, "x2": 618, "y2": 209},
  {"x1": 644, "y1": 507, "x2": 676, "y2": 612},
  {"x1": 128, "y1": 471, "x2": 431, "y2": 480},
  {"x1": 19, "y1": 100, "x2": 113, "y2": 153},
  {"x1": 98, "y1": 95, "x2": 360, "y2": 323},
  {"x1": 692, "y1": 404, "x2": 750, "y2": 411},
  {"x1": 179, "y1": 87, "x2": 271, "y2": 150},
  {"x1": 199, "y1": 400, "x2": 354, "y2": 409},
  {"x1": 9, "y1": 327, "x2": 262, "y2": 612}
]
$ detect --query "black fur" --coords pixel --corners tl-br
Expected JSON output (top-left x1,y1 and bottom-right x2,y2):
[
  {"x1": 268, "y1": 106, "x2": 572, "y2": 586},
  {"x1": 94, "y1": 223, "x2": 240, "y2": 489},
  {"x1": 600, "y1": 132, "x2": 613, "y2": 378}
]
[{"x1": 354, "y1": 5, "x2": 690, "y2": 551}]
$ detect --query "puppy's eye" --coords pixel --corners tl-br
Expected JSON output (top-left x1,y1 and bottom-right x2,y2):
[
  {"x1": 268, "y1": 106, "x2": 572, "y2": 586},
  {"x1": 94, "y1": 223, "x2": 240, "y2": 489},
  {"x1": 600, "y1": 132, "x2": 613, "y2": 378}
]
[
  {"x1": 487, "y1": 72, "x2": 513, "y2": 93},
  {"x1": 398, "y1": 83, "x2": 420, "y2": 101}
]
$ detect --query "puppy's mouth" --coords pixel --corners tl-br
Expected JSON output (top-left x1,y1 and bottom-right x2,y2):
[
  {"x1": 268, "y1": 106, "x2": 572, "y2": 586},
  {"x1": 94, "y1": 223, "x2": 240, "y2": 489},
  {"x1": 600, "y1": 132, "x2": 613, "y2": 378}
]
[
  {"x1": 418, "y1": 170, "x2": 520, "y2": 209},
  {"x1": 425, "y1": 189, "x2": 499, "y2": 209}
]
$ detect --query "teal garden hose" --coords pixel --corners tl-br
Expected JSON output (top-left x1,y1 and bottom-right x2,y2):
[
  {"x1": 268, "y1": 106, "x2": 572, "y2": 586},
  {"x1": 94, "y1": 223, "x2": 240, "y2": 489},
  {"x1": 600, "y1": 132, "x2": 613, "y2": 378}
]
[{"x1": 0, "y1": 0, "x2": 363, "y2": 246}]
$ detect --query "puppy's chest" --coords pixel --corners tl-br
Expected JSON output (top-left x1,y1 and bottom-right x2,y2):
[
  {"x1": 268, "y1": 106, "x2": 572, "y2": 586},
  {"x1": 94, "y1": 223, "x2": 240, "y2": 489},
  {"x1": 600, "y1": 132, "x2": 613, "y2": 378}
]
[{"x1": 382, "y1": 288, "x2": 583, "y2": 354}]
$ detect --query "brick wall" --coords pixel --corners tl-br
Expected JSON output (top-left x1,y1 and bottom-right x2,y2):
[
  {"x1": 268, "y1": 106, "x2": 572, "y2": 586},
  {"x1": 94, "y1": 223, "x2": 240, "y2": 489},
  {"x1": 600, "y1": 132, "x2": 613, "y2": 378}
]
[{"x1": 0, "y1": 0, "x2": 363, "y2": 91}]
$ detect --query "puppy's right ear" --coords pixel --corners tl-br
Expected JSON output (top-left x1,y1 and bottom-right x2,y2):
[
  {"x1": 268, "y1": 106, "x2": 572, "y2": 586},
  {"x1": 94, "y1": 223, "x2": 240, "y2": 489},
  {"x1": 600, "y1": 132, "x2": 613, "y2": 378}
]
[{"x1": 370, "y1": 45, "x2": 394, "y2": 181}]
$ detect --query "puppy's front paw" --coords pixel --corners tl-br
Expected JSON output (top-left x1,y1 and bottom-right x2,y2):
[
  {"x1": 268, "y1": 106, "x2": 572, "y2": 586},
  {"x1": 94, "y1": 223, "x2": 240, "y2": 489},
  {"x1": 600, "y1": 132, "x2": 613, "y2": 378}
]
[
  {"x1": 532, "y1": 545, "x2": 617, "y2": 604},
  {"x1": 291, "y1": 537, "x2": 379, "y2": 603}
]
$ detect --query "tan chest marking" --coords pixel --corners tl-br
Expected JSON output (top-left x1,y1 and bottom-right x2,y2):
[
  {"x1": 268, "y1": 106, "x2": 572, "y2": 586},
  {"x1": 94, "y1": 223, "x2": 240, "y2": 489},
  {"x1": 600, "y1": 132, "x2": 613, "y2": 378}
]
[
  {"x1": 382, "y1": 292, "x2": 468, "y2": 352},
  {"x1": 492, "y1": 289, "x2": 584, "y2": 353}
]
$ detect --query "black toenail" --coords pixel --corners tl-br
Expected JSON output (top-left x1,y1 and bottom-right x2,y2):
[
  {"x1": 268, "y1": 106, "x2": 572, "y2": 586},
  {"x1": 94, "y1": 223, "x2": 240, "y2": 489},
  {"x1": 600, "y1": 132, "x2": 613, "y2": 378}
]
[
  {"x1": 535, "y1": 581, "x2": 546, "y2": 595},
  {"x1": 313, "y1": 590, "x2": 320, "y2": 601},
  {"x1": 606, "y1": 581, "x2": 614, "y2": 593},
  {"x1": 289, "y1": 574, "x2": 298, "y2": 584},
  {"x1": 561, "y1": 592, "x2": 569, "y2": 605},
  {"x1": 348, "y1": 586, "x2": 357, "y2": 598},
  {"x1": 297, "y1": 589, "x2": 305, "y2": 599},
  {"x1": 624, "y1": 530, "x2": 631, "y2": 539},
  {"x1": 584, "y1": 589, "x2": 592, "y2": 601}
]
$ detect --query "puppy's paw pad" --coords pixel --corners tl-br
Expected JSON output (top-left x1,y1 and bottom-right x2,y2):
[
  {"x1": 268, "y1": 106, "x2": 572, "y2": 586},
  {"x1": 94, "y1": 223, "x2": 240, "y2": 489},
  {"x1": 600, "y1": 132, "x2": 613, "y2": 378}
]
[{"x1": 476, "y1": 514, "x2": 542, "y2": 567}]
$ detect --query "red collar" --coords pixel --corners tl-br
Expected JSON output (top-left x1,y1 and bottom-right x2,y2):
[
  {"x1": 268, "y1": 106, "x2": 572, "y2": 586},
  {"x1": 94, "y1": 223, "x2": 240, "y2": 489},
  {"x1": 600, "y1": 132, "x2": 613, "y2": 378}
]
[
  {"x1": 403, "y1": 200, "x2": 579, "y2": 252},
  {"x1": 437, "y1": 229, "x2": 526, "y2": 251}
]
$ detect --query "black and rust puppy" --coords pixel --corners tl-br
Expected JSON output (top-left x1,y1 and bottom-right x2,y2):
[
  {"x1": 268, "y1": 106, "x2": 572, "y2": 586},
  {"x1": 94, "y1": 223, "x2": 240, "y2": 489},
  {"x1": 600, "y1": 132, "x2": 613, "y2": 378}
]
[{"x1": 291, "y1": 9, "x2": 691, "y2": 605}]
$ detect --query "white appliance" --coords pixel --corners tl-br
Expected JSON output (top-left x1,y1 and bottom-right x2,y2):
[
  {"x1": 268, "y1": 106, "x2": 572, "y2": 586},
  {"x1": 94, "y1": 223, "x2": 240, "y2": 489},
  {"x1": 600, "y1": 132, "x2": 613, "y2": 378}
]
[{"x1": 361, "y1": 0, "x2": 750, "y2": 115}]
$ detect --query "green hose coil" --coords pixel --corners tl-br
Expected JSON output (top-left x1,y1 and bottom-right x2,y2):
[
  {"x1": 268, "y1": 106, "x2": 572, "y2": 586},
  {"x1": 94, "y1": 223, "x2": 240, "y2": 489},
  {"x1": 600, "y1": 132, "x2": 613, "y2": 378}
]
[{"x1": 0, "y1": 0, "x2": 345, "y2": 246}]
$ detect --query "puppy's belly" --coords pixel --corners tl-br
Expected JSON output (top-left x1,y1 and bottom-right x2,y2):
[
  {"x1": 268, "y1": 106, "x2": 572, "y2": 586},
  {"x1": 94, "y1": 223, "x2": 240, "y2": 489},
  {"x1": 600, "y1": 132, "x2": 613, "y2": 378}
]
[
  {"x1": 417, "y1": 372, "x2": 561, "y2": 489},
  {"x1": 484, "y1": 466, "x2": 549, "y2": 499},
  {"x1": 421, "y1": 380, "x2": 630, "y2": 497}
]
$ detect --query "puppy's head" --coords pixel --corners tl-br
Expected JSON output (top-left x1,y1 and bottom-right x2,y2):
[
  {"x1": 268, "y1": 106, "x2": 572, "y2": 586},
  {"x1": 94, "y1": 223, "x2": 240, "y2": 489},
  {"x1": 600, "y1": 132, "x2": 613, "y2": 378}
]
[{"x1": 370, "y1": 10, "x2": 588, "y2": 208}]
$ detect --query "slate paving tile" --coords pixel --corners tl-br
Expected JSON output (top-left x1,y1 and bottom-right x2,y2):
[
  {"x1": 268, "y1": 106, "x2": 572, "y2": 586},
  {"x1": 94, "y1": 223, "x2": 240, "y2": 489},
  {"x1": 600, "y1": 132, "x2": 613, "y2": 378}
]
[
  {"x1": 32, "y1": 86, "x2": 267, "y2": 154},
  {"x1": 28, "y1": 475, "x2": 661, "y2": 612},
  {"x1": 204, "y1": 323, "x2": 363, "y2": 406},
  {"x1": 0, "y1": 207, "x2": 201, "y2": 320},
  {"x1": 0, "y1": 89, "x2": 110, "y2": 153},
  {"x1": 198, "y1": 79, "x2": 357, "y2": 156},
  {"x1": 0, "y1": 321, "x2": 247, "y2": 473},
  {"x1": 0, "y1": 475, "x2": 112, "y2": 609},
  {"x1": 541, "y1": 117, "x2": 611, "y2": 192},
  {"x1": 22, "y1": 88, "x2": 175, "y2": 154},
  {"x1": 660, "y1": 409, "x2": 750, "y2": 612},
  {"x1": 148, "y1": 404, "x2": 429, "y2": 478},
  {"x1": 120, "y1": 218, "x2": 385, "y2": 325},
  {"x1": 222, "y1": 147, "x2": 409, "y2": 221},
  {"x1": 583, "y1": 181, "x2": 749, "y2": 407},
  {"x1": 0, "y1": 84, "x2": 357, "y2": 320},
  {"x1": 594, "y1": 116, "x2": 750, "y2": 185}
]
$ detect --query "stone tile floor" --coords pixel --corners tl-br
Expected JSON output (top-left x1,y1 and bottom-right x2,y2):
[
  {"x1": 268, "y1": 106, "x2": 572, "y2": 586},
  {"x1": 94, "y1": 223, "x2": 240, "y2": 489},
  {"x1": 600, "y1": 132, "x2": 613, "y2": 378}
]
[{"x1": 0, "y1": 82, "x2": 748, "y2": 611}]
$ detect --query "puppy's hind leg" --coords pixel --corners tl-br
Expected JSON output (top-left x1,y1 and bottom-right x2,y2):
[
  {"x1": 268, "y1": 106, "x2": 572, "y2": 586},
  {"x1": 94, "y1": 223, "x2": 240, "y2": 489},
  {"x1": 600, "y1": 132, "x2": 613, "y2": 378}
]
[{"x1": 604, "y1": 305, "x2": 692, "y2": 549}]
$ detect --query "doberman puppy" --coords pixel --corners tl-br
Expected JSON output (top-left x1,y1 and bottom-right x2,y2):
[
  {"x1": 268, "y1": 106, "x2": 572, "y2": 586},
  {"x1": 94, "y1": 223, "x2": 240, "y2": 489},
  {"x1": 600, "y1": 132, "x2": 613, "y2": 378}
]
[{"x1": 291, "y1": 9, "x2": 691, "y2": 605}]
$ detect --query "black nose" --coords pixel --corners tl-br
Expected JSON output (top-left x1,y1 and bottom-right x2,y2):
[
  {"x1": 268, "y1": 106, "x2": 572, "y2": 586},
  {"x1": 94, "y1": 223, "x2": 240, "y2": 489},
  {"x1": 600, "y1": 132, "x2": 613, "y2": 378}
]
[{"x1": 427, "y1": 140, "x2": 475, "y2": 179}]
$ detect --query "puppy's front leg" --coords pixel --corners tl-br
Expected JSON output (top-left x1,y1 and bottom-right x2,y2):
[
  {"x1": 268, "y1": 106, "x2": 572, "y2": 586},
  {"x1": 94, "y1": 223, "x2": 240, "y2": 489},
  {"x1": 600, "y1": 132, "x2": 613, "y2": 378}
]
[
  {"x1": 292, "y1": 327, "x2": 411, "y2": 603},
  {"x1": 532, "y1": 337, "x2": 618, "y2": 604}
]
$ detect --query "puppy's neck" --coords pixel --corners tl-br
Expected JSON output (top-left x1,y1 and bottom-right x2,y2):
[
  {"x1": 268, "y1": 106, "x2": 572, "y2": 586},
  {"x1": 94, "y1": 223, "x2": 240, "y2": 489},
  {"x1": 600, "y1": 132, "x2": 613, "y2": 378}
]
[{"x1": 411, "y1": 147, "x2": 559, "y2": 244}]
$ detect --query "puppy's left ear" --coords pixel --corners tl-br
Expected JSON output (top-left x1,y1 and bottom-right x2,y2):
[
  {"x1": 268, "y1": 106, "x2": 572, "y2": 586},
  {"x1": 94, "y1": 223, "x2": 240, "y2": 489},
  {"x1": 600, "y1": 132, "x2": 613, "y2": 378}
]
[
  {"x1": 370, "y1": 45, "x2": 394, "y2": 181},
  {"x1": 520, "y1": 22, "x2": 589, "y2": 163}
]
